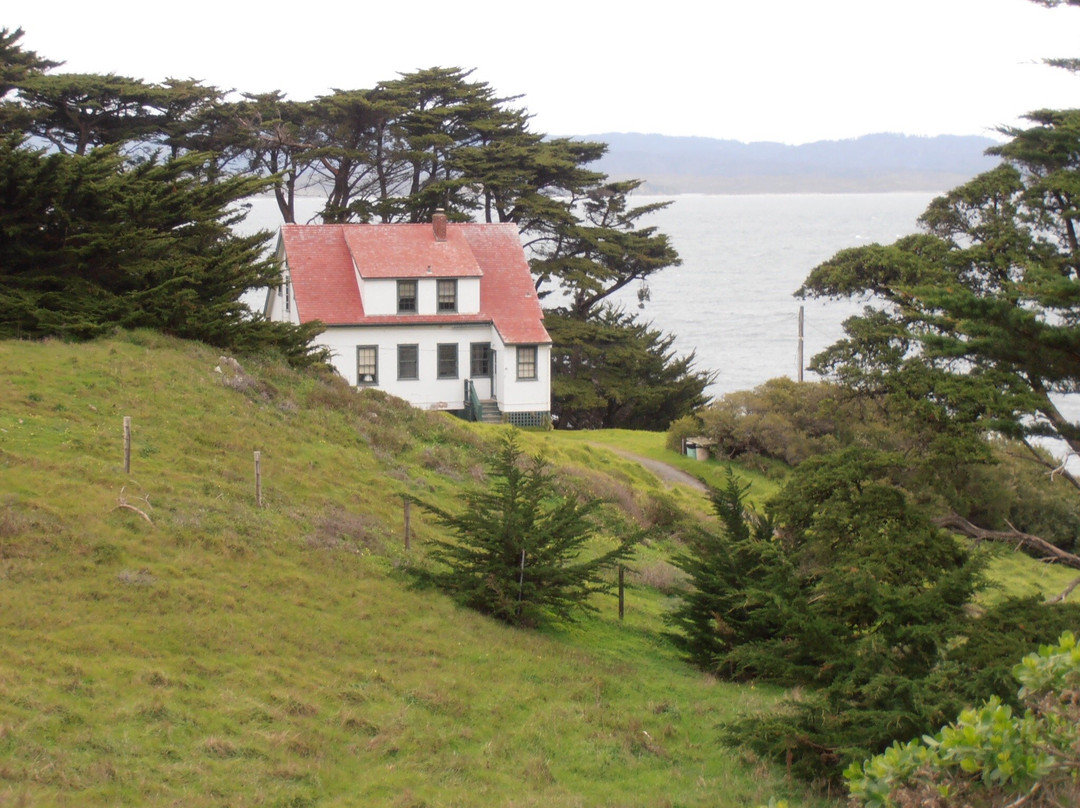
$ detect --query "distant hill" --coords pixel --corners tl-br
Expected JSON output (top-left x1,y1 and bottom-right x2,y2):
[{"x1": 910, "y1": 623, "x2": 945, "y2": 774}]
[{"x1": 575, "y1": 132, "x2": 1002, "y2": 193}]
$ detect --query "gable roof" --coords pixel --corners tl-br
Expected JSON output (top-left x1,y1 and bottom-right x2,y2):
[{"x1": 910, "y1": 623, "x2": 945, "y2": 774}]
[
  {"x1": 278, "y1": 222, "x2": 550, "y2": 345},
  {"x1": 277, "y1": 225, "x2": 363, "y2": 325},
  {"x1": 342, "y1": 225, "x2": 482, "y2": 278}
]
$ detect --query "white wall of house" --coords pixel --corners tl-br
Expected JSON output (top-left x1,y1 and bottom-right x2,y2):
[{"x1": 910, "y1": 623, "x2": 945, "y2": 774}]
[
  {"x1": 320, "y1": 323, "x2": 500, "y2": 410},
  {"x1": 360, "y1": 280, "x2": 396, "y2": 315},
  {"x1": 360, "y1": 277, "x2": 481, "y2": 316},
  {"x1": 263, "y1": 271, "x2": 300, "y2": 325},
  {"x1": 315, "y1": 324, "x2": 549, "y2": 414},
  {"x1": 491, "y1": 333, "x2": 551, "y2": 414},
  {"x1": 459, "y1": 279, "x2": 481, "y2": 313}
]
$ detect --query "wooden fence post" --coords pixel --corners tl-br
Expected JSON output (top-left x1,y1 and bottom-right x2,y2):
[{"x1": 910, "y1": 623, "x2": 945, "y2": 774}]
[
  {"x1": 123, "y1": 416, "x2": 131, "y2": 474},
  {"x1": 618, "y1": 565, "x2": 625, "y2": 621},
  {"x1": 254, "y1": 451, "x2": 262, "y2": 507}
]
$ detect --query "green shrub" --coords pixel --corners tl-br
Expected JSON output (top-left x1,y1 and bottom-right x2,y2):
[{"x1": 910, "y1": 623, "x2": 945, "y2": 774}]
[
  {"x1": 846, "y1": 632, "x2": 1080, "y2": 808},
  {"x1": 665, "y1": 414, "x2": 703, "y2": 453},
  {"x1": 695, "y1": 378, "x2": 862, "y2": 466}
]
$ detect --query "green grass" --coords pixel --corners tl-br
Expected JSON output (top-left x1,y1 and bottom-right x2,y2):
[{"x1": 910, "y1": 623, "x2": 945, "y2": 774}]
[
  {"x1": 0, "y1": 333, "x2": 831, "y2": 808},
  {"x1": 3, "y1": 333, "x2": 1070, "y2": 807},
  {"x1": 978, "y1": 546, "x2": 1079, "y2": 604},
  {"x1": 546, "y1": 429, "x2": 1080, "y2": 608},
  {"x1": 547, "y1": 428, "x2": 784, "y2": 504}
]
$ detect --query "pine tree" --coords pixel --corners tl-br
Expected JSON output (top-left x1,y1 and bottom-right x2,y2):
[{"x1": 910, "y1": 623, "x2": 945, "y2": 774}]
[
  {"x1": 421, "y1": 432, "x2": 634, "y2": 627},
  {"x1": 667, "y1": 469, "x2": 791, "y2": 675}
]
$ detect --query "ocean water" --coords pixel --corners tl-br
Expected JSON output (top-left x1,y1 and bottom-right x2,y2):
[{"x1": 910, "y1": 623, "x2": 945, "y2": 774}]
[
  {"x1": 239, "y1": 192, "x2": 937, "y2": 398},
  {"x1": 603, "y1": 193, "x2": 938, "y2": 397}
]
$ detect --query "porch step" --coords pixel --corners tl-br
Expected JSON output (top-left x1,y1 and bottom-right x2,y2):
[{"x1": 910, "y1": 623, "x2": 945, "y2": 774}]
[{"x1": 479, "y1": 399, "x2": 502, "y2": 424}]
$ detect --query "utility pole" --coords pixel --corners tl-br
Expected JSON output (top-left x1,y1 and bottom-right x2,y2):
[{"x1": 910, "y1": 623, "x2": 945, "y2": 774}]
[{"x1": 797, "y1": 305, "x2": 804, "y2": 383}]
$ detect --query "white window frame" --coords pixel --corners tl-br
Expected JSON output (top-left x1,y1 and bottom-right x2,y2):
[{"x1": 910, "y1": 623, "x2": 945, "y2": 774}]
[
  {"x1": 516, "y1": 345, "x2": 538, "y2": 381},
  {"x1": 437, "y1": 279, "x2": 457, "y2": 313},
  {"x1": 357, "y1": 345, "x2": 378, "y2": 385}
]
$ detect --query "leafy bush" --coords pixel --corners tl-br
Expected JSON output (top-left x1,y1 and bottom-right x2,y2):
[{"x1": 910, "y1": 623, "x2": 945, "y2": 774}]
[
  {"x1": 939, "y1": 596, "x2": 1080, "y2": 706},
  {"x1": 846, "y1": 632, "x2": 1080, "y2": 808},
  {"x1": 665, "y1": 414, "x2": 703, "y2": 453},
  {"x1": 673, "y1": 449, "x2": 1079, "y2": 788},
  {"x1": 694, "y1": 378, "x2": 859, "y2": 465},
  {"x1": 951, "y1": 442, "x2": 1080, "y2": 552},
  {"x1": 678, "y1": 377, "x2": 1080, "y2": 553}
]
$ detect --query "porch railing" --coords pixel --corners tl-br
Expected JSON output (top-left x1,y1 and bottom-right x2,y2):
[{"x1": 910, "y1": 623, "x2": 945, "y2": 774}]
[{"x1": 464, "y1": 379, "x2": 483, "y2": 422}]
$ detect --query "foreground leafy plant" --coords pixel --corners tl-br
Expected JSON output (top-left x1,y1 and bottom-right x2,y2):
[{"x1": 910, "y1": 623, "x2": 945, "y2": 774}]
[{"x1": 846, "y1": 632, "x2": 1080, "y2": 808}]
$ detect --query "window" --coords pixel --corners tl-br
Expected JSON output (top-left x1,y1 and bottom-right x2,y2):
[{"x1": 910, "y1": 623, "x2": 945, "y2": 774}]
[
  {"x1": 437, "y1": 343, "x2": 458, "y2": 379},
  {"x1": 397, "y1": 280, "x2": 417, "y2": 313},
  {"x1": 437, "y1": 279, "x2": 457, "y2": 312},
  {"x1": 397, "y1": 344, "x2": 418, "y2": 380},
  {"x1": 356, "y1": 345, "x2": 378, "y2": 384},
  {"x1": 516, "y1": 345, "x2": 538, "y2": 380},
  {"x1": 470, "y1": 343, "x2": 491, "y2": 377}
]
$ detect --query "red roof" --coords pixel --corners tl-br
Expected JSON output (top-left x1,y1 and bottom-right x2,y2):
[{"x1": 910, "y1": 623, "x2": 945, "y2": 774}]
[
  {"x1": 279, "y1": 222, "x2": 550, "y2": 345},
  {"x1": 342, "y1": 225, "x2": 482, "y2": 278}
]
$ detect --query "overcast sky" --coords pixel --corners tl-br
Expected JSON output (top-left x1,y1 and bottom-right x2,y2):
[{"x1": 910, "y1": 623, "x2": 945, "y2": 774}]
[{"x1": 8, "y1": 0, "x2": 1080, "y2": 144}]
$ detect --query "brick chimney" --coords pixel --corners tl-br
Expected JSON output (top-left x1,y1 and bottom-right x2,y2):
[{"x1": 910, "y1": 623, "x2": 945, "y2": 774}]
[{"x1": 433, "y1": 209, "x2": 447, "y2": 242}]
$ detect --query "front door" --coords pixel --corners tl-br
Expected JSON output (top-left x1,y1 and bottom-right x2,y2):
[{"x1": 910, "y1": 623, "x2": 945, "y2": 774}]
[{"x1": 470, "y1": 343, "x2": 493, "y2": 399}]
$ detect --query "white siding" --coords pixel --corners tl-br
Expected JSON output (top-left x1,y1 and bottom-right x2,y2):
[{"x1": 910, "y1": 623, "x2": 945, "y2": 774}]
[
  {"x1": 416, "y1": 277, "x2": 479, "y2": 314},
  {"x1": 263, "y1": 270, "x2": 300, "y2": 325},
  {"x1": 319, "y1": 324, "x2": 497, "y2": 410},
  {"x1": 490, "y1": 334, "x2": 551, "y2": 414},
  {"x1": 359, "y1": 277, "x2": 480, "y2": 316},
  {"x1": 313, "y1": 324, "x2": 548, "y2": 414},
  {"x1": 361, "y1": 280, "x2": 398, "y2": 315},
  {"x1": 458, "y1": 278, "x2": 480, "y2": 313}
]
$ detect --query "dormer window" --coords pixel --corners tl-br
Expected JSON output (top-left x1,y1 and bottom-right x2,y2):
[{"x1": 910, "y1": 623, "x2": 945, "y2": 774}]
[
  {"x1": 437, "y1": 279, "x2": 457, "y2": 312},
  {"x1": 397, "y1": 280, "x2": 417, "y2": 313}
]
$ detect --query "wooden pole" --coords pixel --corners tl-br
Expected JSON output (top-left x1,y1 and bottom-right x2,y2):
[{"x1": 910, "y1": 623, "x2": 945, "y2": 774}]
[
  {"x1": 797, "y1": 305, "x2": 805, "y2": 383},
  {"x1": 123, "y1": 416, "x2": 131, "y2": 474},
  {"x1": 403, "y1": 498, "x2": 411, "y2": 551},
  {"x1": 254, "y1": 451, "x2": 262, "y2": 507},
  {"x1": 518, "y1": 548, "x2": 526, "y2": 604},
  {"x1": 618, "y1": 565, "x2": 625, "y2": 621}
]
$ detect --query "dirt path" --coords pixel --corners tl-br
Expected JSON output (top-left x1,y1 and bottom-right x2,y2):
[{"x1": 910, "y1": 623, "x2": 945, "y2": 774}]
[{"x1": 599, "y1": 447, "x2": 709, "y2": 493}]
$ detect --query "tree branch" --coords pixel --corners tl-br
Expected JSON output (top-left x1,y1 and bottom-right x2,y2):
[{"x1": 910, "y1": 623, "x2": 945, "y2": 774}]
[
  {"x1": 1018, "y1": 438, "x2": 1080, "y2": 492},
  {"x1": 1001, "y1": 780, "x2": 1041, "y2": 808},
  {"x1": 1046, "y1": 574, "x2": 1080, "y2": 604},
  {"x1": 115, "y1": 487, "x2": 154, "y2": 526},
  {"x1": 114, "y1": 502, "x2": 154, "y2": 526},
  {"x1": 933, "y1": 512, "x2": 1080, "y2": 570}
]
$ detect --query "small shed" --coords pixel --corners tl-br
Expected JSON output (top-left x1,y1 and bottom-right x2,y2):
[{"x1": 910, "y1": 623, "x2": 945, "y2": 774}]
[{"x1": 683, "y1": 436, "x2": 716, "y2": 461}]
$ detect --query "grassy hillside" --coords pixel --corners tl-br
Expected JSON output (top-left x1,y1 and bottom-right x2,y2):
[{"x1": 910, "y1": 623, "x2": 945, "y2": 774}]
[{"x1": 0, "y1": 333, "x2": 831, "y2": 808}]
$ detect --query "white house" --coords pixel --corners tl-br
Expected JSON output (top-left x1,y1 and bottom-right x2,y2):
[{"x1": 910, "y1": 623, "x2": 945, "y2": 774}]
[{"x1": 263, "y1": 212, "x2": 552, "y2": 426}]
